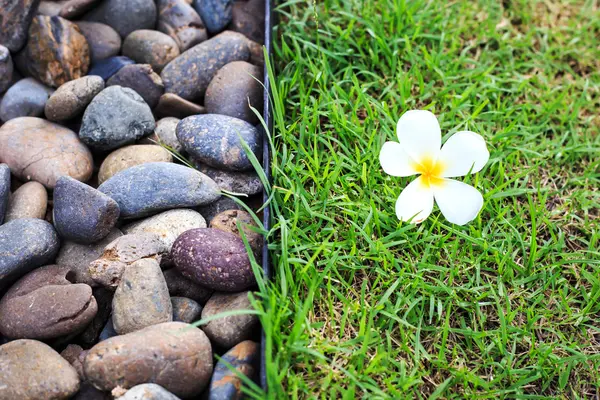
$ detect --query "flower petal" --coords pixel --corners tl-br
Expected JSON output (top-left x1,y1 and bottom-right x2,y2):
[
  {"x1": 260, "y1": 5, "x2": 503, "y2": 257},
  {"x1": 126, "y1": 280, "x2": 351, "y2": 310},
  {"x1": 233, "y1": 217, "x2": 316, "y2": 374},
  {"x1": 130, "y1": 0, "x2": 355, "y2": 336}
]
[
  {"x1": 395, "y1": 177, "x2": 434, "y2": 223},
  {"x1": 438, "y1": 131, "x2": 489, "y2": 177},
  {"x1": 396, "y1": 110, "x2": 442, "y2": 162},
  {"x1": 433, "y1": 179, "x2": 483, "y2": 225},
  {"x1": 379, "y1": 141, "x2": 418, "y2": 177}
]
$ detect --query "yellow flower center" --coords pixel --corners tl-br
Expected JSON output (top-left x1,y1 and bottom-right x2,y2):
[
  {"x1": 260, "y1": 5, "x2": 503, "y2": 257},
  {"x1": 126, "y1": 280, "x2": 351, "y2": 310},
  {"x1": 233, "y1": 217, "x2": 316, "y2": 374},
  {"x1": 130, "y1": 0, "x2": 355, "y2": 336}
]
[{"x1": 414, "y1": 156, "x2": 445, "y2": 188}]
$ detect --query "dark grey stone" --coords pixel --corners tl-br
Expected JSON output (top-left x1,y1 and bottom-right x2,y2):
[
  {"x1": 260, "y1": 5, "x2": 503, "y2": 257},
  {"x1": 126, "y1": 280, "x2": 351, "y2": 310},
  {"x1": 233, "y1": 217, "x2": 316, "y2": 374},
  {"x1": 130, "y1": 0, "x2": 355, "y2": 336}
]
[
  {"x1": 196, "y1": 195, "x2": 244, "y2": 222},
  {"x1": 0, "y1": 164, "x2": 10, "y2": 224},
  {"x1": 83, "y1": 0, "x2": 157, "y2": 38},
  {"x1": 0, "y1": 0, "x2": 41, "y2": 52},
  {"x1": 231, "y1": 0, "x2": 265, "y2": 44},
  {"x1": 106, "y1": 64, "x2": 164, "y2": 108},
  {"x1": 98, "y1": 162, "x2": 221, "y2": 219},
  {"x1": 192, "y1": 0, "x2": 232, "y2": 34},
  {"x1": 53, "y1": 176, "x2": 120, "y2": 244},
  {"x1": 163, "y1": 268, "x2": 213, "y2": 305},
  {"x1": 177, "y1": 114, "x2": 262, "y2": 171},
  {"x1": 0, "y1": 46, "x2": 14, "y2": 94},
  {"x1": 75, "y1": 21, "x2": 122, "y2": 63},
  {"x1": 98, "y1": 318, "x2": 118, "y2": 341},
  {"x1": 79, "y1": 86, "x2": 155, "y2": 151},
  {"x1": 88, "y1": 56, "x2": 135, "y2": 81},
  {"x1": 0, "y1": 218, "x2": 60, "y2": 291},
  {"x1": 194, "y1": 162, "x2": 263, "y2": 196},
  {"x1": 0, "y1": 78, "x2": 53, "y2": 122}
]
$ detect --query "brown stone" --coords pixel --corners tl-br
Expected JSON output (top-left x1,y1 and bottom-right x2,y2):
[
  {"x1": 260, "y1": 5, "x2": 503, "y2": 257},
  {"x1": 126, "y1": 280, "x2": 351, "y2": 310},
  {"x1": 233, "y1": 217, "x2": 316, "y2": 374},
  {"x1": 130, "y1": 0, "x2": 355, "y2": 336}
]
[
  {"x1": 231, "y1": 0, "x2": 265, "y2": 44},
  {"x1": 45, "y1": 75, "x2": 105, "y2": 121},
  {"x1": 201, "y1": 291, "x2": 258, "y2": 348},
  {"x1": 157, "y1": 0, "x2": 207, "y2": 51},
  {"x1": 209, "y1": 340, "x2": 259, "y2": 399},
  {"x1": 154, "y1": 92, "x2": 206, "y2": 118},
  {"x1": 0, "y1": 0, "x2": 41, "y2": 52},
  {"x1": 98, "y1": 145, "x2": 173, "y2": 184},
  {"x1": 171, "y1": 296, "x2": 202, "y2": 323},
  {"x1": 122, "y1": 30, "x2": 180, "y2": 73},
  {"x1": 248, "y1": 39, "x2": 265, "y2": 67},
  {"x1": 4, "y1": 181, "x2": 48, "y2": 222},
  {"x1": 60, "y1": 344, "x2": 86, "y2": 379},
  {"x1": 25, "y1": 15, "x2": 90, "y2": 87},
  {"x1": 210, "y1": 209, "x2": 263, "y2": 253}
]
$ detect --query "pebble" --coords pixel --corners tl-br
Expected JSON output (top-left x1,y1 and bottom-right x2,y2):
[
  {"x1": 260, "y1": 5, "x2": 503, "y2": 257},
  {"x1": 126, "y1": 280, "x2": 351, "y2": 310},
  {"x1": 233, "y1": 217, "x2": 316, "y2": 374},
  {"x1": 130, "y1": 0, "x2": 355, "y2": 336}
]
[
  {"x1": 154, "y1": 92, "x2": 206, "y2": 118},
  {"x1": 172, "y1": 228, "x2": 255, "y2": 292},
  {"x1": 83, "y1": 0, "x2": 157, "y2": 38},
  {"x1": 112, "y1": 258, "x2": 173, "y2": 334},
  {"x1": 163, "y1": 268, "x2": 213, "y2": 305},
  {"x1": 60, "y1": 0, "x2": 101, "y2": 19},
  {"x1": 123, "y1": 208, "x2": 206, "y2": 252},
  {"x1": 0, "y1": 339, "x2": 80, "y2": 399},
  {"x1": 0, "y1": 117, "x2": 93, "y2": 188},
  {"x1": 117, "y1": 384, "x2": 181, "y2": 400},
  {"x1": 195, "y1": 162, "x2": 264, "y2": 196},
  {"x1": 78, "y1": 287, "x2": 114, "y2": 346},
  {"x1": 177, "y1": 114, "x2": 262, "y2": 171},
  {"x1": 0, "y1": 164, "x2": 9, "y2": 224},
  {"x1": 0, "y1": 264, "x2": 98, "y2": 339},
  {"x1": 79, "y1": 86, "x2": 156, "y2": 151},
  {"x1": 60, "y1": 344, "x2": 86, "y2": 379},
  {"x1": 197, "y1": 195, "x2": 245, "y2": 222},
  {"x1": 53, "y1": 176, "x2": 120, "y2": 244},
  {"x1": 89, "y1": 233, "x2": 168, "y2": 289},
  {"x1": 0, "y1": 218, "x2": 60, "y2": 291},
  {"x1": 171, "y1": 297, "x2": 202, "y2": 323},
  {"x1": 88, "y1": 56, "x2": 135, "y2": 81},
  {"x1": 75, "y1": 22, "x2": 122, "y2": 63},
  {"x1": 205, "y1": 61, "x2": 263, "y2": 123},
  {"x1": 56, "y1": 228, "x2": 123, "y2": 286},
  {"x1": 84, "y1": 322, "x2": 213, "y2": 397},
  {"x1": 4, "y1": 181, "x2": 48, "y2": 222},
  {"x1": 0, "y1": 0, "x2": 41, "y2": 52},
  {"x1": 192, "y1": 0, "x2": 232, "y2": 34},
  {"x1": 157, "y1": 0, "x2": 207, "y2": 52},
  {"x1": 0, "y1": 46, "x2": 14, "y2": 93},
  {"x1": 231, "y1": 0, "x2": 265, "y2": 44},
  {"x1": 106, "y1": 64, "x2": 164, "y2": 108},
  {"x1": 123, "y1": 30, "x2": 181, "y2": 73},
  {"x1": 37, "y1": 0, "x2": 69, "y2": 16},
  {"x1": 210, "y1": 209, "x2": 262, "y2": 253},
  {"x1": 24, "y1": 15, "x2": 90, "y2": 87},
  {"x1": 45, "y1": 75, "x2": 105, "y2": 121},
  {"x1": 0, "y1": 78, "x2": 54, "y2": 122},
  {"x1": 161, "y1": 31, "x2": 250, "y2": 101},
  {"x1": 201, "y1": 291, "x2": 258, "y2": 348},
  {"x1": 208, "y1": 340, "x2": 259, "y2": 400},
  {"x1": 140, "y1": 117, "x2": 183, "y2": 152},
  {"x1": 98, "y1": 162, "x2": 221, "y2": 218},
  {"x1": 248, "y1": 39, "x2": 265, "y2": 67},
  {"x1": 98, "y1": 145, "x2": 173, "y2": 184}
]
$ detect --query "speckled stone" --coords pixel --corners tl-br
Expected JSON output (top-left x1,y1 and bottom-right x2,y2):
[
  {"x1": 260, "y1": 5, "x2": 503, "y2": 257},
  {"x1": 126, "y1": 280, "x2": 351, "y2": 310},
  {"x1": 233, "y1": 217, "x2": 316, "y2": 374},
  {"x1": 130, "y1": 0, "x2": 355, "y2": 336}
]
[
  {"x1": 177, "y1": 114, "x2": 262, "y2": 171},
  {"x1": 0, "y1": 117, "x2": 93, "y2": 188},
  {"x1": 117, "y1": 384, "x2": 181, "y2": 400},
  {"x1": 171, "y1": 297, "x2": 202, "y2": 323},
  {"x1": 45, "y1": 75, "x2": 105, "y2": 121},
  {"x1": 161, "y1": 31, "x2": 250, "y2": 101},
  {"x1": 60, "y1": 0, "x2": 101, "y2": 19},
  {"x1": 53, "y1": 176, "x2": 120, "y2": 244},
  {"x1": 56, "y1": 228, "x2": 123, "y2": 286},
  {"x1": 0, "y1": 78, "x2": 54, "y2": 122},
  {"x1": 98, "y1": 145, "x2": 173, "y2": 184},
  {"x1": 88, "y1": 56, "x2": 135, "y2": 81},
  {"x1": 0, "y1": 164, "x2": 9, "y2": 224},
  {"x1": 98, "y1": 162, "x2": 221, "y2": 219},
  {"x1": 5, "y1": 181, "x2": 48, "y2": 222},
  {"x1": 83, "y1": 0, "x2": 157, "y2": 38},
  {"x1": 79, "y1": 86, "x2": 155, "y2": 151},
  {"x1": 0, "y1": 219, "x2": 60, "y2": 291},
  {"x1": 231, "y1": 0, "x2": 265, "y2": 44},
  {"x1": 75, "y1": 22, "x2": 122, "y2": 63},
  {"x1": 0, "y1": 264, "x2": 98, "y2": 339},
  {"x1": 195, "y1": 162, "x2": 263, "y2": 196},
  {"x1": 106, "y1": 64, "x2": 164, "y2": 108},
  {"x1": 122, "y1": 30, "x2": 180, "y2": 73},
  {"x1": 0, "y1": 46, "x2": 14, "y2": 93},
  {"x1": 172, "y1": 228, "x2": 255, "y2": 292},
  {"x1": 154, "y1": 93, "x2": 205, "y2": 118},
  {"x1": 192, "y1": 0, "x2": 232, "y2": 34},
  {"x1": 24, "y1": 16, "x2": 90, "y2": 87},
  {"x1": 201, "y1": 292, "x2": 258, "y2": 348},
  {"x1": 157, "y1": 0, "x2": 207, "y2": 52},
  {"x1": 84, "y1": 322, "x2": 213, "y2": 397},
  {"x1": 210, "y1": 209, "x2": 262, "y2": 253},
  {"x1": 163, "y1": 268, "x2": 213, "y2": 305},
  {"x1": 140, "y1": 117, "x2": 182, "y2": 152},
  {"x1": 0, "y1": 0, "x2": 41, "y2": 52},
  {"x1": 208, "y1": 341, "x2": 259, "y2": 400},
  {"x1": 112, "y1": 258, "x2": 172, "y2": 334},
  {"x1": 0, "y1": 340, "x2": 80, "y2": 399},
  {"x1": 205, "y1": 61, "x2": 263, "y2": 123}
]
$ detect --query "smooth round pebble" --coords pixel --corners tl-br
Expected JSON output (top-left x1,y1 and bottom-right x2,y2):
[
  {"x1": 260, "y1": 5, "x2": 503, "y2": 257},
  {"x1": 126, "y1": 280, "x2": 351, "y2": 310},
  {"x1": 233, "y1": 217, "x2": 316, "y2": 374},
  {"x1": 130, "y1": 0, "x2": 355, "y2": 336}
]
[
  {"x1": 122, "y1": 30, "x2": 180, "y2": 73},
  {"x1": 192, "y1": 0, "x2": 232, "y2": 34},
  {"x1": 5, "y1": 181, "x2": 48, "y2": 222},
  {"x1": 88, "y1": 56, "x2": 135, "y2": 81},
  {"x1": 141, "y1": 117, "x2": 183, "y2": 152},
  {"x1": 83, "y1": 0, "x2": 157, "y2": 38},
  {"x1": 112, "y1": 258, "x2": 172, "y2": 334},
  {"x1": 0, "y1": 117, "x2": 93, "y2": 188},
  {"x1": 163, "y1": 268, "x2": 213, "y2": 305},
  {"x1": 60, "y1": 344, "x2": 87, "y2": 379},
  {"x1": 0, "y1": 46, "x2": 14, "y2": 93},
  {"x1": 75, "y1": 22, "x2": 122, "y2": 63},
  {"x1": 231, "y1": 0, "x2": 265, "y2": 44},
  {"x1": 0, "y1": 0, "x2": 40, "y2": 52},
  {"x1": 208, "y1": 341, "x2": 259, "y2": 400},
  {"x1": 45, "y1": 75, "x2": 105, "y2": 121},
  {"x1": 157, "y1": 0, "x2": 207, "y2": 52},
  {"x1": 98, "y1": 145, "x2": 173, "y2": 184},
  {"x1": 84, "y1": 322, "x2": 213, "y2": 397},
  {"x1": 0, "y1": 340, "x2": 80, "y2": 399},
  {"x1": 0, "y1": 164, "x2": 9, "y2": 224},
  {"x1": 0, "y1": 78, "x2": 53, "y2": 122},
  {"x1": 172, "y1": 228, "x2": 255, "y2": 292},
  {"x1": 37, "y1": 0, "x2": 70, "y2": 17},
  {"x1": 248, "y1": 39, "x2": 265, "y2": 67},
  {"x1": 195, "y1": 162, "x2": 263, "y2": 196},
  {"x1": 106, "y1": 64, "x2": 164, "y2": 108},
  {"x1": 53, "y1": 176, "x2": 120, "y2": 244},
  {"x1": 60, "y1": 0, "x2": 101, "y2": 19},
  {"x1": 210, "y1": 209, "x2": 262, "y2": 253},
  {"x1": 171, "y1": 297, "x2": 202, "y2": 323},
  {"x1": 201, "y1": 291, "x2": 258, "y2": 348},
  {"x1": 117, "y1": 384, "x2": 181, "y2": 400},
  {"x1": 154, "y1": 93, "x2": 205, "y2": 118}
]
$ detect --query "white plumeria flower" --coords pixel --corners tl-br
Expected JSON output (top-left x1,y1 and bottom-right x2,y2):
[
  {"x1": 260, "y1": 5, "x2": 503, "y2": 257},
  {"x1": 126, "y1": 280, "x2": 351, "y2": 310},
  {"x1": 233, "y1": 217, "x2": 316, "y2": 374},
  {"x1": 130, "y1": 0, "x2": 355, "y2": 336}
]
[{"x1": 380, "y1": 110, "x2": 489, "y2": 225}]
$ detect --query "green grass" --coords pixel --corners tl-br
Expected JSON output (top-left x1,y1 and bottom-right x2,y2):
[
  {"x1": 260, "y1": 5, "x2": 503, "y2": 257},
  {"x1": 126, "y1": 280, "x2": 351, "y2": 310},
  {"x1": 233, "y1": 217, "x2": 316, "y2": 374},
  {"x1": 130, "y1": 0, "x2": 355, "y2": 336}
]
[{"x1": 255, "y1": 0, "x2": 600, "y2": 398}]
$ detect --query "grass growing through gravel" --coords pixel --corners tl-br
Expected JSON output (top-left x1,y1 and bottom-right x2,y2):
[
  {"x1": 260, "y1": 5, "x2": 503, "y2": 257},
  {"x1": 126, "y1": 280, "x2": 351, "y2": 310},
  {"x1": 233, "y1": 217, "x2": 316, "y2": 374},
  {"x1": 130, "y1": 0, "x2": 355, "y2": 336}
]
[{"x1": 255, "y1": 0, "x2": 600, "y2": 398}]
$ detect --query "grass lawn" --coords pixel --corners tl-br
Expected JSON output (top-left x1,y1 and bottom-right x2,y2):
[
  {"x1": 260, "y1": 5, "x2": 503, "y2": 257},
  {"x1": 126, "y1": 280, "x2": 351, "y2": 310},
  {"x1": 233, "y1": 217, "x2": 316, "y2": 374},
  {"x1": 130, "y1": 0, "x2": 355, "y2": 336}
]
[{"x1": 256, "y1": 0, "x2": 600, "y2": 398}]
